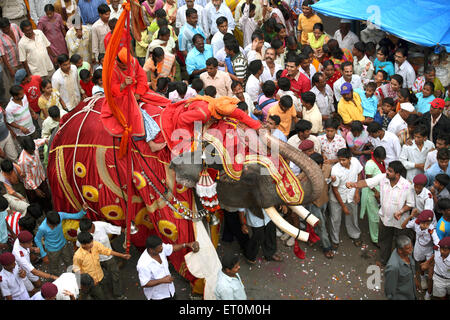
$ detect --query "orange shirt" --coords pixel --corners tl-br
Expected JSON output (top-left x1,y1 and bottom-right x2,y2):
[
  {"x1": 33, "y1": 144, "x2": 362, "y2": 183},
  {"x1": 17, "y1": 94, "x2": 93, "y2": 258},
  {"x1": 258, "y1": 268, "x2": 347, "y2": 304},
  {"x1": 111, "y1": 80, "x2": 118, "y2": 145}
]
[
  {"x1": 297, "y1": 14, "x2": 323, "y2": 45},
  {"x1": 73, "y1": 241, "x2": 112, "y2": 284},
  {"x1": 268, "y1": 103, "x2": 297, "y2": 136}
]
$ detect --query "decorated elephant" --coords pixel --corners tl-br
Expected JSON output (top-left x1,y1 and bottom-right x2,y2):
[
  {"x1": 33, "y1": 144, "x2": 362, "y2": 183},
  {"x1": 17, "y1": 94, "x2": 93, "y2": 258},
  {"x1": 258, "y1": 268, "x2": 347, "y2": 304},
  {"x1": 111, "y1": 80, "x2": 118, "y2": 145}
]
[{"x1": 47, "y1": 92, "x2": 324, "y2": 298}]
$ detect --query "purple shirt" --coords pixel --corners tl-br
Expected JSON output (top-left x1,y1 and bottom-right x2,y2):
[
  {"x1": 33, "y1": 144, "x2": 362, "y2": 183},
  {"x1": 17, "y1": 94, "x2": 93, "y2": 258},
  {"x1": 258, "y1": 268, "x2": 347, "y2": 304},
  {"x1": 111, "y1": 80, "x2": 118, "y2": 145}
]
[{"x1": 37, "y1": 13, "x2": 68, "y2": 58}]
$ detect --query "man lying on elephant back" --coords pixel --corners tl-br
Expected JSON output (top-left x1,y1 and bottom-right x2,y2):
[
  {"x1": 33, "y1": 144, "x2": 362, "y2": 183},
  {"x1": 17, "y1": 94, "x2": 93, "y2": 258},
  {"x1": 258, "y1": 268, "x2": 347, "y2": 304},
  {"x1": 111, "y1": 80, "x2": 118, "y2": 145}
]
[{"x1": 101, "y1": 48, "x2": 261, "y2": 155}]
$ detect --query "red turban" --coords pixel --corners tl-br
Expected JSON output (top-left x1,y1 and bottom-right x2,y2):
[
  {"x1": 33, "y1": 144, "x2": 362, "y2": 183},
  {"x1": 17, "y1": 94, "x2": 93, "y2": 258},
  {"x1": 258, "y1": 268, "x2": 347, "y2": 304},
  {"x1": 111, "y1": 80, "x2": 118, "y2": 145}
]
[
  {"x1": 18, "y1": 231, "x2": 33, "y2": 243},
  {"x1": 299, "y1": 139, "x2": 314, "y2": 151},
  {"x1": 0, "y1": 252, "x2": 15, "y2": 266},
  {"x1": 41, "y1": 282, "x2": 58, "y2": 299},
  {"x1": 416, "y1": 210, "x2": 434, "y2": 224},
  {"x1": 439, "y1": 237, "x2": 450, "y2": 249},
  {"x1": 413, "y1": 174, "x2": 427, "y2": 185}
]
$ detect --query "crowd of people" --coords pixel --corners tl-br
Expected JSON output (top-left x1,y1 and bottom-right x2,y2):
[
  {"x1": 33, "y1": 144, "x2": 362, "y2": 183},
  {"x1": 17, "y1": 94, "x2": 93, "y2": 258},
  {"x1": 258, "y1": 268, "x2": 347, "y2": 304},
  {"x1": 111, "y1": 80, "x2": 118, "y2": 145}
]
[{"x1": 0, "y1": 0, "x2": 450, "y2": 301}]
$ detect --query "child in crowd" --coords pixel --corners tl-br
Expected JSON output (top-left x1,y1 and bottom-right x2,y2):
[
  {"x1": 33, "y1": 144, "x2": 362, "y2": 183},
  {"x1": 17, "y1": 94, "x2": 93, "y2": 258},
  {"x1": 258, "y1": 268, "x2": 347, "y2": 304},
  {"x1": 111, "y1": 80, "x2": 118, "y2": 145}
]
[
  {"x1": 415, "y1": 81, "x2": 436, "y2": 116},
  {"x1": 300, "y1": 91, "x2": 323, "y2": 134},
  {"x1": 79, "y1": 69, "x2": 93, "y2": 97},
  {"x1": 400, "y1": 125, "x2": 435, "y2": 181},
  {"x1": 430, "y1": 174, "x2": 450, "y2": 218},
  {"x1": 91, "y1": 69, "x2": 104, "y2": 95},
  {"x1": 319, "y1": 118, "x2": 347, "y2": 165},
  {"x1": 18, "y1": 137, "x2": 52, "y2": 212},
  {"x1": 267, "y1": 114, "x2": 287, "y2": 143},
  {"x1": 421, "y1": 237, "x2": 450, "y2": 300},
  {"x1": 16, "y1": 69, "x2": 42, "y2": 118},
  {"x1": 267, "y1": 95, "x2": 297, "y2": 137},
  {"x1": 410, "y1": 174, "x2": 435, "y2": 224},
  {"x1": 435, "y1": 199, "x2": 450, "y2": 240},
  {"x1": 374, "y1": 70, "x2": 388, "y2": 88},
  {"x1": 258, "y1": 81, "x2": 278, "y2": 122},
  {"x1": 329, "y1": 148, "x2": 363, "y2": 249},
  {"x1": 373, "y1": 97, "x2": 395, "y2": 130},
  {"x1": 277, "y1": 77, "x2": 301, "y2": 113},
  {"x1": 191, "y1": 78, "x2": 204, "y2": 96},
  {"x1": 204, "y1": 86, "x2": 217, "y2": 98},
  {"x1": 155, "y1": 77, "x2": 170, "y2": 97},
  {"x1": 38, "y1": 79, "x2": 68, "y2": 120},
  {"x1": 95, "y1": 53, "x2": 105, "y2": 71},
  {"x1": 41, "y1": 106, "x2": 60, "y2": 140},
  {"x1": 168, "y1": 81, "x2": 196, "y2": 102},
  {"x1": 346, "y1": 120, "x2": 371, "y2": 162},
  {"x1": 355, "y1": 82, "x2": 378, "y2": 119},
  {"x1": 70, "y1": 54, "x2": 92, "y2": 78},
  {"x1": 425, "y1": 134, "x2": 449, "y2": 170},
  {"x1": 402, "y1": 209, "x2": 440, "y2": 299}
]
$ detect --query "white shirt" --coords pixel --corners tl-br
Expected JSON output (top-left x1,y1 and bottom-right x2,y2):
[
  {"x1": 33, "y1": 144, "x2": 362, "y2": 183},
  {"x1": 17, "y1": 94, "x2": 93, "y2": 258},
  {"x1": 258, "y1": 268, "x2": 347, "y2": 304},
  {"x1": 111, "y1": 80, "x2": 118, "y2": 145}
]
[
  {"x1": 311, "y1": 85, "x2": 334, "y2": 116},
  {"x1": 387, "y1": 113, "x2": 407, "y2": 136},
  {"x1": 176, "y1": 4, "x2": 204, "y2": 29},
  {"x1": 0, "y1": 264, "x2": 29, "y2": 300},
  {"x1": 413, "y1": 187, "x2": 437, "y2": 226},
  {"x1": 278, "y1": 89, "x2": 302, "y2": 112},
  {"x1": 136, "y1": 244, "x2": 175, "y2": 300},
  {"x1": 400, "y1": 140, "x2": 435, "y2": 181},
  {"x1": 330, "y1": 157, "x2": 363, "y2": 203},
  {"x1": 333, "y1": 75, "x2": 363, "y2": 102},
  {"x1": 29, "y1": 0, "x2": 54, "y2": 24},
  {"x1": 260, "y1": 61, "x2": 283, "y2": 83},
  {"x1": 76, "y1": 221, "x2": 121, "y2": 262},
  {"x1": 216, "y1": 46, "x2": 245, "y2": 71},
  {"x1": 211, "y1": 30, "x2": 229, "y2": 55},
  {"x1": 245, "y1": 74, "x2": 261, "y2": 103},
  {"x1": 299, "y1": 64, "x2": 316, "y2": 83},
  {"x1": 243, "y1": 42, "x2": 271, "y2": 58},
  {"x1": 353, "y1": 54, "x2": 374, "y2": 85},
  {"x1": 12, "y1": 239, "x2": 35, "y2": 276},
  {"x1": 434, "y1": 249, "x2": 450, "y2": 278},
  {"x1": 395, "y1": 60, "x2": 416, "y2": 89},
  {"x1": 109, "y1": 3, "x2": 124, "y2": 21},
  {"x1": 368, "y1": 130, "x2": 401, "y2": 166},
  {"x1": 365, "y1": 174, "x2": 415, "y2": 229},
  {"x1": 51, "y1": 65, "x2": 82, "y2": 111},
  {"x1": 425, "y1": 149, "x2": 438, "y2": 170},
  {"x1": 287, "y1": 134, "x2": 322, "y2": 154},
  {"x1": 233, "y1": 92, "x2": 255, "y2": 116},
  {"x1": 91, "y1": 19, "x2": 110, "y2": 59},
  {"x1": 333, "y1": 29, "x2": 359, "y2": 52},
  {"x1": 406, "y1": 219, "x2": 439, "y2": 247},
  {"x1": 168, "y1": 86, "x2": 197, "y2": 102},
  {"x1": 202, "y1": 2, "x2": 235, "y2": 38},
  {"x1": 18, "y1": 30, "x2": 54, "y2": 77}
]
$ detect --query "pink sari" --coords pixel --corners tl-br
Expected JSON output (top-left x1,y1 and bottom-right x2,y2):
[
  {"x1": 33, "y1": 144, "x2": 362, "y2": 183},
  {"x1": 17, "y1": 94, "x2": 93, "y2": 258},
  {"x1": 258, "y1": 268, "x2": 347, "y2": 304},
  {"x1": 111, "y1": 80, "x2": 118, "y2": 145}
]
[{"x1": 142, "y1": 0, "x2": 164, "y2": 20}]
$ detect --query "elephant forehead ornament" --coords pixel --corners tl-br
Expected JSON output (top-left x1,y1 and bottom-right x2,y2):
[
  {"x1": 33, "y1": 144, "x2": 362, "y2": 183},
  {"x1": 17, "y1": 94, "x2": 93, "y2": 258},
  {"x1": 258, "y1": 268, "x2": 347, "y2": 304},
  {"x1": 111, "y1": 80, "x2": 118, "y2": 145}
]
[{"x1": 195, "y1": 168, "x2": 220, "y2": 213}]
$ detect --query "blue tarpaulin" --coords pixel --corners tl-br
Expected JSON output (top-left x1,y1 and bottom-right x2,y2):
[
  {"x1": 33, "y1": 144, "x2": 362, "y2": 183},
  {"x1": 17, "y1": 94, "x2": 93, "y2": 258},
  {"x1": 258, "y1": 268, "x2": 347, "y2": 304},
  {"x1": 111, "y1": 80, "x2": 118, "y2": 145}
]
[{"x1": 311, "y1": 0, "x2": 450, "y2": 51}]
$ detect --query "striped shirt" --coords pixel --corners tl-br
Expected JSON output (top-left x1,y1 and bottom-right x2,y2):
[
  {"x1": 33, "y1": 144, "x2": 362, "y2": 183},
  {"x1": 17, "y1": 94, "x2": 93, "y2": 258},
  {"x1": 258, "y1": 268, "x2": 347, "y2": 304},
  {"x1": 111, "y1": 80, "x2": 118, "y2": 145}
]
[
  {"x1": 0, "y1": 23, "x2": 23, "y2": 68},
  {"x1": 6, "y1": 212, "x2": 21, "y2": 243},
  {"x1": 231, "y1": 52, "x2": 248, "y2": 81},
  {"x1": 5, "y1": 96, "x2": 35, "y2": 137},
  {"x1": 18, "y1": 138, "x2": 47, "y2": 190}
]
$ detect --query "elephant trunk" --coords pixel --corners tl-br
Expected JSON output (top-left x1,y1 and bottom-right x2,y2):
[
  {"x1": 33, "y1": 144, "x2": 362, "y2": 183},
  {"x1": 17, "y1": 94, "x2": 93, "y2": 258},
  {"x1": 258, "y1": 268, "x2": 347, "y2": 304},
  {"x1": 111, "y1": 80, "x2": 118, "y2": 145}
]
[{"x1": 260, "y1": 130, "x2": 324, "y2": 204}]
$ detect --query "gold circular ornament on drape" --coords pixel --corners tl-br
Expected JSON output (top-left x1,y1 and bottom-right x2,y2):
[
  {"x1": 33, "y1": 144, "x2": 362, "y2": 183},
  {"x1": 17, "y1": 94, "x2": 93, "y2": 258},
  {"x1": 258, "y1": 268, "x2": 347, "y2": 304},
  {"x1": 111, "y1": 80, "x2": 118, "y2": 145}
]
[
  {"x1": 82, "y1": 185, "x2": 99, "y2": 202},
  {"x1": 157, "y1": 220, "x2": 178, "y2": 241},
  {"x1": 135, "y1": 207, "x2": 154, "y2": 230},
  {"x1": 74, "y1": 162, "x2": 87, "y2": 178},
  {"x1": 100, "y1": 205, "x2": 124, "y2": 220},
  {"x1": 133, "y1": 171, "x2": 147, "y2": 190}
]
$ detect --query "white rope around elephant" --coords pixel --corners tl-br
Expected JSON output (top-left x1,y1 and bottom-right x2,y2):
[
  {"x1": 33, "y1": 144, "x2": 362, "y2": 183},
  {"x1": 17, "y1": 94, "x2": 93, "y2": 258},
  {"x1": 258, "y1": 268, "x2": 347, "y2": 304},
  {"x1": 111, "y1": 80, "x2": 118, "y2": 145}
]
[{"x1": 69, "y1": 94, "x2": 105, "y2": 214}]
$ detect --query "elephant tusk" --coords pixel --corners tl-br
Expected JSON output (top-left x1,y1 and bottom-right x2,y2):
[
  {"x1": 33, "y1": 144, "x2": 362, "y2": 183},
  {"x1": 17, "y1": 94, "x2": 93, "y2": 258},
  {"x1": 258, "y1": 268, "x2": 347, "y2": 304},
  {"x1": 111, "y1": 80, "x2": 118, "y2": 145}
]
[
  {"x1": 264, "y1": 207, "x2": 309, "y2": 242},
  {"x1": 289, "y1": 205, "x2": 320, "y2": 227}
]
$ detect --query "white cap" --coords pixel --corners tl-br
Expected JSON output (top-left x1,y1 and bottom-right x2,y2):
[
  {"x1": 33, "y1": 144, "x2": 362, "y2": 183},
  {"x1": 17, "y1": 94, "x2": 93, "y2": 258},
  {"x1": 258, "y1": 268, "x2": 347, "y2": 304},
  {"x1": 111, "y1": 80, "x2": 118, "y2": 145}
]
[
  {"x1": 340, "y1": 19, "x2": 352, "y2": 23},
  {"x1": 400, "y1": 102, "x2": 415, "y2": 112}
]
